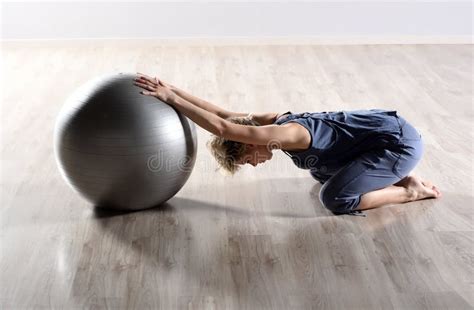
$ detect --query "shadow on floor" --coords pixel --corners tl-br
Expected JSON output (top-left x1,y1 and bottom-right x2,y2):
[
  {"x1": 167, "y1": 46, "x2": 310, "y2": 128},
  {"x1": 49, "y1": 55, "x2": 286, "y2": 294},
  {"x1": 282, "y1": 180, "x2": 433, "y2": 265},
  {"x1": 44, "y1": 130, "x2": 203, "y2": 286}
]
[
  {"x1": 92, "y1": 176, "x2": 333, "y2": 220},
  {"x1": 85, "y1": 178, "x2": 457, "y2": 308},
  {"x1": 92, "y1": 196, "x2": 334, "y2": 220}
]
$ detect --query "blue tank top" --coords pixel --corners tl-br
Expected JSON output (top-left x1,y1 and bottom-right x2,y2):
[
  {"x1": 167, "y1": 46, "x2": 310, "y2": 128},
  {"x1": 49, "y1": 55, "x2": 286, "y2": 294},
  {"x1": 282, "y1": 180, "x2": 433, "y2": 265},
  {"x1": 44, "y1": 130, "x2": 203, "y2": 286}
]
[{"x1": 273, "y1": 109, "x2": 402, "y2": 174}]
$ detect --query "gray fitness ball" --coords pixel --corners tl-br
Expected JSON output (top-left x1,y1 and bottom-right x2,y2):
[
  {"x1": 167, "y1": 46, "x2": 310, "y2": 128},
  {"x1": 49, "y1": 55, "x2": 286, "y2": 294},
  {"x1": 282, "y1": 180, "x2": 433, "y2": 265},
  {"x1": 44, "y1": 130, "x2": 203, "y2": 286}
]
[{"x1": 54, "y1": 73, "x2": 197, "y2": 210}]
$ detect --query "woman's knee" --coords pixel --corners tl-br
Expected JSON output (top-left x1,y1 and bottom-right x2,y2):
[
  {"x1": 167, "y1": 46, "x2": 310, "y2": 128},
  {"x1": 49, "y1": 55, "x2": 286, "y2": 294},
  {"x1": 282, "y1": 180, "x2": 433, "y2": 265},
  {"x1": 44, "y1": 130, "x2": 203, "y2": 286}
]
[{"x1": 319, "y1": 185, "x2": 357, "y2": 213}]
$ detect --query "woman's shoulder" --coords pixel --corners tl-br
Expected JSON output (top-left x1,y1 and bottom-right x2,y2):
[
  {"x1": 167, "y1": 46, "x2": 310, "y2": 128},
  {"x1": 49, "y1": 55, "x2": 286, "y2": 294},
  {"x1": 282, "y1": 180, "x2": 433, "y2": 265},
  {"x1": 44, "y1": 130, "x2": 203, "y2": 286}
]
[
  {"x1": 274, "y1": 110, "x2": 319, "y2": 124},
  {"x1": 275, "y1": 111, "x2": 292, "y2": 119}
]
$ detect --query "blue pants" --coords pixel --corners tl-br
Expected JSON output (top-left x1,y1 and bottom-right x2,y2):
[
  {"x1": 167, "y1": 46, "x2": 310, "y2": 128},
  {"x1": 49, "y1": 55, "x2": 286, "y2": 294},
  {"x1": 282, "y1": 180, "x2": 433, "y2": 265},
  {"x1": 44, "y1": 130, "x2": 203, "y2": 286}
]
[{"x1": 315, "y1": 116, "x2": 424, "y2": 215}]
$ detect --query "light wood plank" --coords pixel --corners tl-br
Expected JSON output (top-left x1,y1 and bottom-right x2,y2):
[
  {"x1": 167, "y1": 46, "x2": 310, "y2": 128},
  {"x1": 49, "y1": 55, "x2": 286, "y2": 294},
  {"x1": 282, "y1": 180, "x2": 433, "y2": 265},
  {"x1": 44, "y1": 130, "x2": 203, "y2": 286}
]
[{"x1": 1, "y1": 42, "x2": 472, "y2": 309}]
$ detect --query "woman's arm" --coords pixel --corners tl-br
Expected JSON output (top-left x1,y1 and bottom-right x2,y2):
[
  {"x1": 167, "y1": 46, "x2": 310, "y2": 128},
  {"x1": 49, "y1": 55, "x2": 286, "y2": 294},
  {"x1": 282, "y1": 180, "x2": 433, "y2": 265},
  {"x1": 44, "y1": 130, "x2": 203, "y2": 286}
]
[
  {"x1": 136, "y1": 73, "x2": 283, "y2": 124},
  {"x1": 170, "y1": 87, "x2": 286, "y2": 125},
  {"x1": 135, "y1": 74, "x2": 299, "y2": 145},
  {"x1": 170, "y1": 96, "x2": 227, "y2": 136},
  {"x1": 170, "y1": 85, "x2": 241, "y2": 119},
  {"x1": 165, "y1": 83, "x2": 280, "y2": 125},
  {"x1": 171, "y1": 85, "x2": 281, "y2": 124},
  {"x1": 171, "y1": 96, "x2": 307, "y2": 149},
  {"x1": 136, "y1": 72, "x2": 228, "y2": 118}
]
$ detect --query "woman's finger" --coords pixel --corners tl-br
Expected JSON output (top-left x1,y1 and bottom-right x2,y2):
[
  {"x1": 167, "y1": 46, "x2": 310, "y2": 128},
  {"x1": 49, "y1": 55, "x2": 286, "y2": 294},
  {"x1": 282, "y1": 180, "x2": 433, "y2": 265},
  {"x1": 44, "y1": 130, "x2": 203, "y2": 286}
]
[
  {"x1": 136, "y1": 74, "x2": 169, "y2": 90},
  {"x1": 137, "y1": 73, "x2": 161, "y2": 87},
  {"x1": 135, "y1": 75, "x2": 156, "y2": 84},
  {"x1": 136, "y1": 76, "x2": 157, "y2": 87},
  {"x1": 134, "y1": 81, "x2": 155, "y2": 91},
  {"x1": 133, "y1": 81, "x2": 149, "y2": 89}
]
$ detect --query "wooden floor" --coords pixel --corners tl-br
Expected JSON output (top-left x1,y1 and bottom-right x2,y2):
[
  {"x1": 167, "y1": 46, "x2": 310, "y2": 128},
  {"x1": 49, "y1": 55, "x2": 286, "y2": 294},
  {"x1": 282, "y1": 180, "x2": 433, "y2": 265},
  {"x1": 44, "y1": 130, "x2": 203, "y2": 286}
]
[{"x1": 1, "y1": 42, "x2": 473, "y2": 309}]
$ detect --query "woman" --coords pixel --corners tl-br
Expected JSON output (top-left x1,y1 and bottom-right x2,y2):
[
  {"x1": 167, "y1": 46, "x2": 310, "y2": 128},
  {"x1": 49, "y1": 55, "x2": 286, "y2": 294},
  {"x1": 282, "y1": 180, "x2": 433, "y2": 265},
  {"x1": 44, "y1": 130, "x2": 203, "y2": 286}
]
[{"x1": 133, "y1": 72, "x2": 442, "y2": 216}]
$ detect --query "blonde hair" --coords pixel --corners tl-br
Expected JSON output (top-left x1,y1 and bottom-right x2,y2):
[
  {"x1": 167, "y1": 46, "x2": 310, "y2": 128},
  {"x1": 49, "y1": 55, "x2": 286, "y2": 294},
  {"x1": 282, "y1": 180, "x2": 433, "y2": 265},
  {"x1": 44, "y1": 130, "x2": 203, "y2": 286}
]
[{"x1": 206, "y1": 114, "x2": 260, "y2": 175}]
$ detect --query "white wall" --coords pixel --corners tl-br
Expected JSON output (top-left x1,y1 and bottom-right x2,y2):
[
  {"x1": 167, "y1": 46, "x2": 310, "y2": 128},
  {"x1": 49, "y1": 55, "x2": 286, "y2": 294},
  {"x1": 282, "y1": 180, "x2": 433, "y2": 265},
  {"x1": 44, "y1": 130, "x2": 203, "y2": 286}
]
[{"x1": 1, "y1": 1, "x2": 472, "y2": 43}]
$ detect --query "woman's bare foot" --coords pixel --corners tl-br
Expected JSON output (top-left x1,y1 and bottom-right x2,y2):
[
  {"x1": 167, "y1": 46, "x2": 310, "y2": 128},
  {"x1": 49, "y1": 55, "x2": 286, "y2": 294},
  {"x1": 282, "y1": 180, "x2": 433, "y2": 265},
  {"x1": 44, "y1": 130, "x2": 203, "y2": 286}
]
[{"x1": 397, "y1": 173, "x2": 442, "y2": 201}]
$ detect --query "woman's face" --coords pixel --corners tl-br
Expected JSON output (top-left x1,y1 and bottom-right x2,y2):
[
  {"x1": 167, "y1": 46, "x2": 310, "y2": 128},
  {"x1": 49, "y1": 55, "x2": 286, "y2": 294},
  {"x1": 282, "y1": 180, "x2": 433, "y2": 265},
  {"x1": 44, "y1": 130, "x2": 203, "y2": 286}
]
[{"x1": 236, "y1": 144, "x2": 273, "y2": 167}]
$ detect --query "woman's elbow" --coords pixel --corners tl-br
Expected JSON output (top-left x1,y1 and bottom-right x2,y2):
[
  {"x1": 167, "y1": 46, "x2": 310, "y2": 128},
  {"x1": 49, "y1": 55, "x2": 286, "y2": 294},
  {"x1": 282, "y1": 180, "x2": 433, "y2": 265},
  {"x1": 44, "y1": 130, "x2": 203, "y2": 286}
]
[
  {"x1": 218, "y1": 121, "x2": 245, "y2": 141},
  {"x1": 213, "y1": 119, "x2": 228, "y2": 137}
]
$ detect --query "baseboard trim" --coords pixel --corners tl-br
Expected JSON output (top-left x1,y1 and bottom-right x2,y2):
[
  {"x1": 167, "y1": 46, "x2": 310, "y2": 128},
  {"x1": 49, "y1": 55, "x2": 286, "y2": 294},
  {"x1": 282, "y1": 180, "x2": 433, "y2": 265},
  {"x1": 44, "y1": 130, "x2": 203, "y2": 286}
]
[{"x1": 2, "y1": 36, "x2": 473, "y2": 47}]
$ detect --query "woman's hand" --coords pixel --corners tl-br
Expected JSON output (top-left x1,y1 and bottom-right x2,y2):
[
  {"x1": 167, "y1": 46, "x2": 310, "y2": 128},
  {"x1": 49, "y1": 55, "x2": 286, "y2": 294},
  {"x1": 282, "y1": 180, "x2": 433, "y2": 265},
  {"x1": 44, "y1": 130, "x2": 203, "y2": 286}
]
[{"x1": 133, "y1": 72, "x2": 177, "y2": 103}]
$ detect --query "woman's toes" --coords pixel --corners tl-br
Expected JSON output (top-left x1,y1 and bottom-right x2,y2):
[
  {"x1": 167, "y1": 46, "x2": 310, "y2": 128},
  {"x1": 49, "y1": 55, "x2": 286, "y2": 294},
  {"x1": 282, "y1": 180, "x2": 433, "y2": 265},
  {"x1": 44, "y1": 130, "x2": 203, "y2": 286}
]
[
  {"x1": 424, "y1": 187, "x2": 439, "y2": 199},
  {"x1": 427, "y1": 184, "x2": 441, "y2": 198},
  {"x1": 407, "y1": 175, "x2": 442, "y2": 200},
  {"x1": 422, "y1": 180, "x2": 434, "y2": 188}
]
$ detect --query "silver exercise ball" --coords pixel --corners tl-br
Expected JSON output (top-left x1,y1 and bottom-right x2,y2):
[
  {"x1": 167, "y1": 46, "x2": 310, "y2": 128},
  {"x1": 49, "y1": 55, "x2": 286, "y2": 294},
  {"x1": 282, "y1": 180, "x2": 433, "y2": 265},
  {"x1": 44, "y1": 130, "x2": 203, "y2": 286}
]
[{"x1": 53, "y1": 73, "x2": 197, "y2": 210}]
